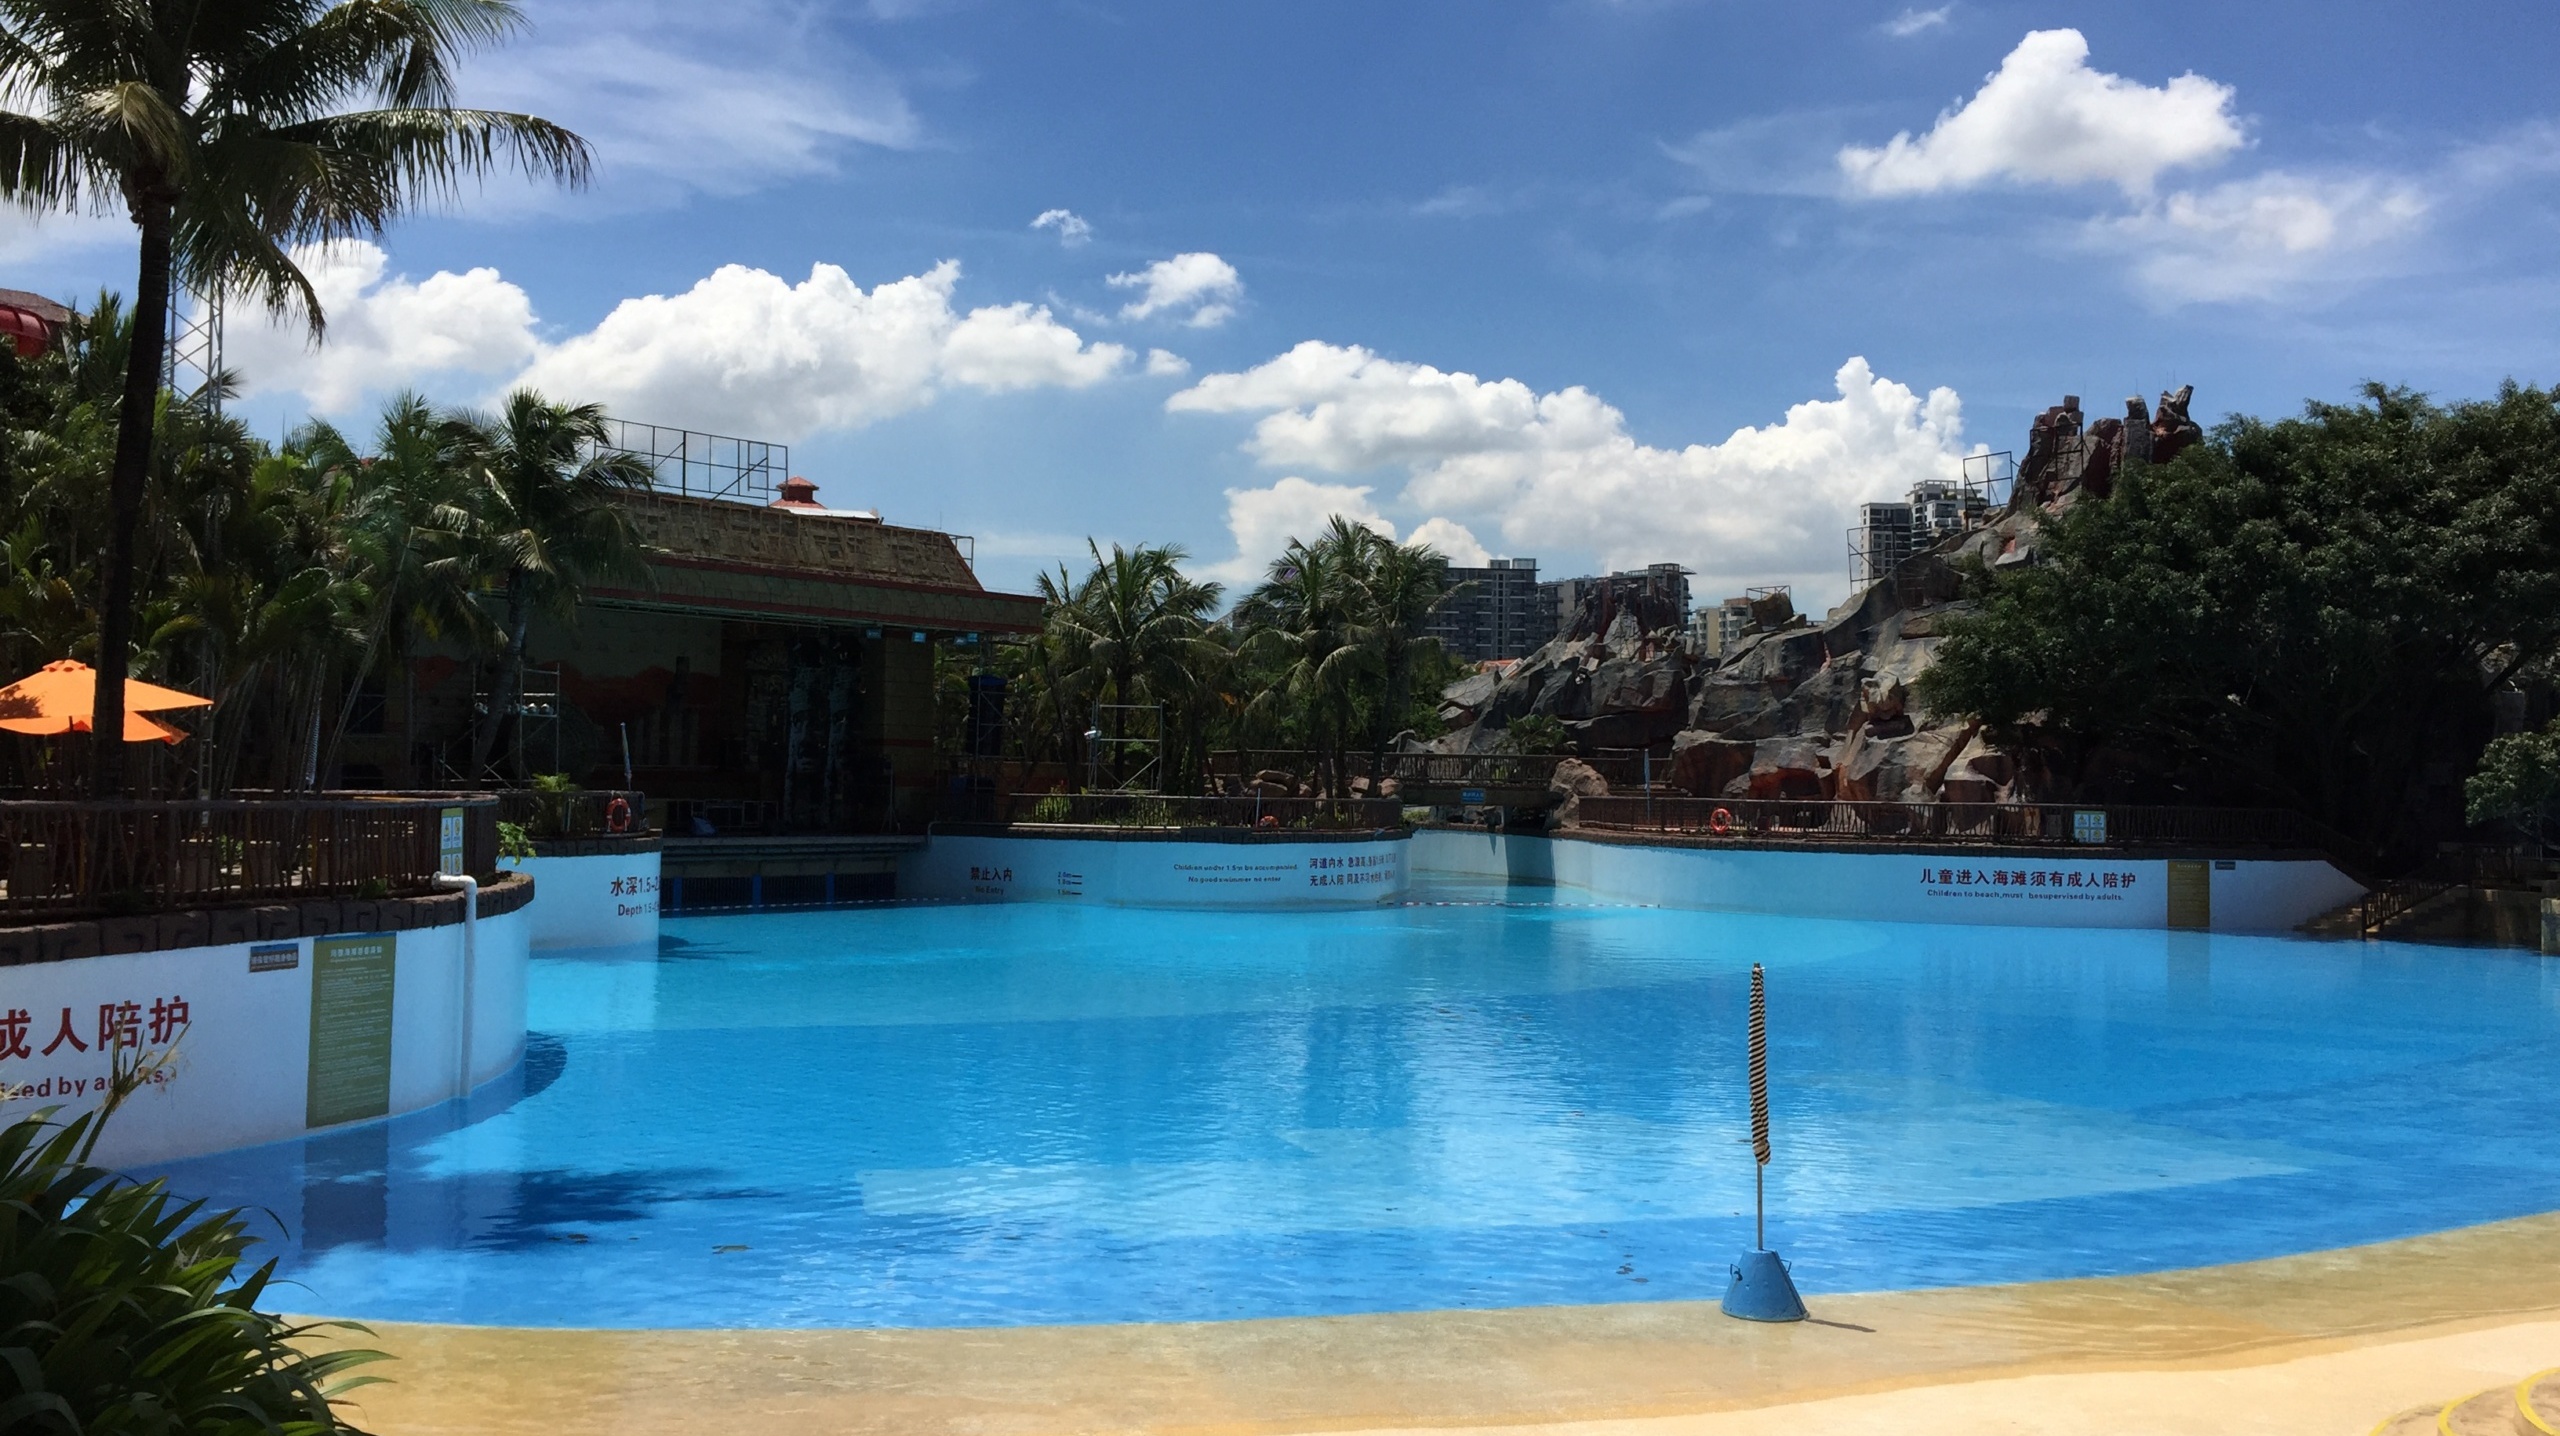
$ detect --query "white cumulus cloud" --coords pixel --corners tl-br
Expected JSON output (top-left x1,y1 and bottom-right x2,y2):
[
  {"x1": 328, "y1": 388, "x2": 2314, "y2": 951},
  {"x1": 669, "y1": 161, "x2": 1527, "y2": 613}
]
[
  {"x1": 2094, "y1": 171, "x2": 2430, "y2": 303},
  {"x1": 1109, "y1": 252, "x2": 1244, "y2": 327},
  {"x1": 1175, "y1": 346, "x2": 1971, "y2": 602},
  {"x1": 515, "y1": 261, "x2": 1128, "y2": 436},
  {"x1": 1406, "y1": 516, "x2": 1491, "y2": 567},
  {"x1": 223, "y1": 241, "x2": 540, "y2": 411},
  {"x1": 1202, "y1": 476, "x2": 1397, "y2": 587},
  {"x1": 1031, "y1": 209, "x2": 1093, "y2": 247},
  {"x1": 221, "y1": 250, "x2": 1133, "y2": 437},
  {"x1": 1839, "y1": 29, "x2": 2244, "y2": 197},
  {"x1": 1144, "y1": 348, "x2": 1192, "y2": 377}
]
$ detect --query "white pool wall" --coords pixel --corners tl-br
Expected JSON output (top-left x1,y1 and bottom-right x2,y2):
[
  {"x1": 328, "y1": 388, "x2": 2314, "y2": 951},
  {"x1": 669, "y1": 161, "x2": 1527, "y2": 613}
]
[
  {"x1": 0, "y1": 909, "x2": 531, "y2": 1167},
  {"x1": 505, "y1": 849, "x2": 661, "y2": 950},
  {"x1": 904, "y1": 830, "x2": 1411, "y2": 908},
  {"x1": 1412, "y1": 829, "x2": 2363, "y2": 932}
]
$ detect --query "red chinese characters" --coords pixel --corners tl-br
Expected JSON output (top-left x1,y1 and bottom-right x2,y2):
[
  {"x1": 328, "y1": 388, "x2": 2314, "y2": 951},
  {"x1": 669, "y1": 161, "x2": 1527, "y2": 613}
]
[{"x1": 0, "y1": 996, "x2": 188, "y2": 1063}]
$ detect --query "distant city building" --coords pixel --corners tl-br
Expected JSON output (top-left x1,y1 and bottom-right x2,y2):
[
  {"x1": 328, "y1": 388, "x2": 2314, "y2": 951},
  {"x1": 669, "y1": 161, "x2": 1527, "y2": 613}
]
[
  {"x1": 1539, "y1": 563, "x2": 1692, "y2": 639},
  {"x1": 1693, "y1": 595, "x2": 1755, "y2": 658},
  {"x1": 1851, "y1": 478, "x2": 1993, "y2": 588},
  {"x1": 1910, "y1": 477, "x2": 1990, "y2": 543},
  {"x1": 1854, "y1": 502, "x2": 1915, "y2": 588},
  {"x1": 1426, "y1": 556, "x2": 1546, "y2": 662}
]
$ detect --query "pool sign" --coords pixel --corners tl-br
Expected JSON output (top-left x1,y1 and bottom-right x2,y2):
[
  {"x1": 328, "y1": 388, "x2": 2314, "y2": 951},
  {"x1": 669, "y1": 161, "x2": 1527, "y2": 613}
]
[
  {"x1": 1461, "y1": 788, "x2": 1486, "y2": 805},
  {"x1": 307, "y1": 935, "x2": 396, "y2": 1129},
  {"x1": 2072, "y1": 809, "x2": 2108, "y2": 844},
  {"x1": 439, "y1": 807, "x2": 465, "y2": 875}
]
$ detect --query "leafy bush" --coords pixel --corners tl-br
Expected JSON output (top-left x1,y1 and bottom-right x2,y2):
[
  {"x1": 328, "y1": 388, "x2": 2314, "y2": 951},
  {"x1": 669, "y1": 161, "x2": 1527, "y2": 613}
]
[
  {"x1": 1027, "y1": 793, "x2": 1073, "y2": 823},
  {"x1": 2467, "y1": 718, "x2": 2560, "y2": 842},
  {"x1": 495, "y1": 820, "x2": 536, "y2": 861},
  {"x1": 1499, "y1": 714, "x2": 1569, "y2": 754},
  {"x1": 528, "y1": 773, "x2": 582, "y2": 837},
  {"x1": 0, "y1": 1104, "x2": 386, "y2": 1434}
]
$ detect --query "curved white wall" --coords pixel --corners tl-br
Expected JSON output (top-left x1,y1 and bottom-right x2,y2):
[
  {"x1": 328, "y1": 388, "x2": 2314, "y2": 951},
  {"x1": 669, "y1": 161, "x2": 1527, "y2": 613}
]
[
  {"x1": 1414, "y1": 829, "x2": 2363, "y2": 933},
  {"x1": 906, "y1": 832, "x2": 1411, "y2": 908},
  {"x1": 0, "y1": 908, "x2": 531, "y2": 1167},
  {"x1": 505, "y1": 849, "x2": 661, "y2": 951}
]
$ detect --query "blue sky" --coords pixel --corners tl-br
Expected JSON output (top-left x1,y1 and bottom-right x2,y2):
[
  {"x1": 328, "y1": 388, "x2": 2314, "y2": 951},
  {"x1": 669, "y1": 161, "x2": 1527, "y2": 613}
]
[{"x1": 11, "y1": 0, "x2": 2560, "y2": 610}]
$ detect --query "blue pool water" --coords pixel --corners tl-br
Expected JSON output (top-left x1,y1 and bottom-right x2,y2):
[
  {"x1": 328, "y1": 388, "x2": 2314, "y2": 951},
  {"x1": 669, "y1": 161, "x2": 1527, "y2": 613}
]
[{"x1": 156, "y1": 879, "x2": 2560, "y2": 1328}]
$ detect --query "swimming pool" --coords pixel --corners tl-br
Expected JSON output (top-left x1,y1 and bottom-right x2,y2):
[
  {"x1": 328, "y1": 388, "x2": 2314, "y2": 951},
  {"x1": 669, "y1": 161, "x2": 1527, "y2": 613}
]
[{"x1": 152, "y1": 877, "x2": 2560, "y2": 1328}]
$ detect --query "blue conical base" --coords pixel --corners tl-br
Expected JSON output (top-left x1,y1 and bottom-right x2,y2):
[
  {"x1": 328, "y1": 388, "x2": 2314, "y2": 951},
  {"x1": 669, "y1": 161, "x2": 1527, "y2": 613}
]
[{"x1": 1720, "y1": 1248, "x2": 1808, "y2": 1322}]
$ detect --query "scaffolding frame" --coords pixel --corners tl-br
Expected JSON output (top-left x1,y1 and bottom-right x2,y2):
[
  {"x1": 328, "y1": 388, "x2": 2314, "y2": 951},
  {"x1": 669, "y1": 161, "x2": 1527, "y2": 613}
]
[
  {"x1": 166, "y1": 287, "x2": 224, "y2": 411},
  {"x1": 1845, "y1": 451, "x2": 2015, "y2": 590},
  {"x1": 591, "y1": 417, "x2": 788, "y2": 504},
  {"x1": 1085, "y1": 702, "x2": 1164, "y2": 793}
]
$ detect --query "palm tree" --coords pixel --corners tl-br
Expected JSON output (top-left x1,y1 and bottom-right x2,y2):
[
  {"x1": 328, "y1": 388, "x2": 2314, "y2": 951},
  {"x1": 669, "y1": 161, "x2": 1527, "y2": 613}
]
[
  {"x1": 1345, "y1": 531, "x2": 1451, "y2": 768},
  {"x1": 1238, "y1": 519, "x2": 1371, "y2": 795},
  {"x1": 1045, "y1": 541, "x2": 1223, "y2": 788},
  {"x1": 312, "y1": 394, "x2": 483, "y2": 780},
  {"x1": 456, "y1": 391, "x2": 653, "y2": 777},
  {"x1": 0, "y1": 0, "x2": 589, "y2": 792}
]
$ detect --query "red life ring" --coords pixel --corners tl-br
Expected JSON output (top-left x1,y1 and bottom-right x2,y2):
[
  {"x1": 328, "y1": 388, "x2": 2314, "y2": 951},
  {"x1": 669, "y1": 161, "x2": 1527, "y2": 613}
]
[
  {"x1": 1707, "y1": 806, "x2": 1736, "y2": 837},
  {"x1": 606, "y1": 797, "x2": 634, "y2": 834}
]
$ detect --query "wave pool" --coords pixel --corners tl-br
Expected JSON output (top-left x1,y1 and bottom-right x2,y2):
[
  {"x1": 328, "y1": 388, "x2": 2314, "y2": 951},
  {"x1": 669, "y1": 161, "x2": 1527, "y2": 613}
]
[{"x1": 153, "y1": 878, "x2": 2560, "y2": 1327}]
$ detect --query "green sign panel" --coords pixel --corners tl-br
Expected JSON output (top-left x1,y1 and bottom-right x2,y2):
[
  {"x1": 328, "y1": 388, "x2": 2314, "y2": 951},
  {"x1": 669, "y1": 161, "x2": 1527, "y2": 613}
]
[{"x1": 307, "y1": 935, "x2": 396, "y2": 1129}]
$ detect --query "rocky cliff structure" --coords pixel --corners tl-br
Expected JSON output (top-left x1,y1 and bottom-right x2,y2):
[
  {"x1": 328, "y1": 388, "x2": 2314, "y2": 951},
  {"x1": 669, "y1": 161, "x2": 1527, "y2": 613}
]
[{"x1": 1431, "y1": 387, "x2": 2200, "y2": 814}]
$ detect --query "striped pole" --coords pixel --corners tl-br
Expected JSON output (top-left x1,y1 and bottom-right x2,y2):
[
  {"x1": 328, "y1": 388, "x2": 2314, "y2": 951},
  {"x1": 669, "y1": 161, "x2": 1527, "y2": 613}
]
[
  {"x1": 1749, "y1": 962, "x2": 1770, "y2": 1249},
  {"x1": 1722, "y1": 959, "x2": 1805, "y2": 1321}
]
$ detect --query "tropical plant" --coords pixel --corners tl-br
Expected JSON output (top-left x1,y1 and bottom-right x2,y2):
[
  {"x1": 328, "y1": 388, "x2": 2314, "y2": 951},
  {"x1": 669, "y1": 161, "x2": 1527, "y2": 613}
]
[
  {"x1": 2, "y1": 1091, "x2": 385, "y2": 1433},
  {"x1": 1342, "y1": 528, "x2": 1451, "y2": 765},
  {"x1": 1236, "y1": 520, "x2": 1367, "y2": 792},
  {"x1": 453, "y1": 391, "x2": 654, "y2": 776},
  {"x1": 528, "y1": 770, "x2": 580, "y2": 835},
  {"x1": 1232, "y1": 517, "x2": 1455, "y2": 793},
  {"x1": 1038, "y1": 541, "x2": 1224, "y2": 788},
  {"x1": 0, "y1": 0, "x2": 589, "y2": 791}
]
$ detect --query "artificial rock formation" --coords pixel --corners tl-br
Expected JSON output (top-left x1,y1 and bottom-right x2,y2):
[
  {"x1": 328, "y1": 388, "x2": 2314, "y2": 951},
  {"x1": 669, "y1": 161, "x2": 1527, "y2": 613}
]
[{"x1": 1430, "y1": 384, "x2": 2199, "y2": 820}]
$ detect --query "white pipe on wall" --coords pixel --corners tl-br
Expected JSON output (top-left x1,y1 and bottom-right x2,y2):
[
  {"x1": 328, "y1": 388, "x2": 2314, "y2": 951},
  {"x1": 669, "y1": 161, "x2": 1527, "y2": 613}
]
[{"x1": 435, "y1": 873, "x2": 479, "y2": 1098}]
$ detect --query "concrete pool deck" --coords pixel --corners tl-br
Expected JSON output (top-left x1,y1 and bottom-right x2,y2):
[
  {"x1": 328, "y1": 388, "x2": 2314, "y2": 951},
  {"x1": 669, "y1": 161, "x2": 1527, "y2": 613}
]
[{"x1": 321, "y1": 1210, "x2": 2560, "y2": 1436}]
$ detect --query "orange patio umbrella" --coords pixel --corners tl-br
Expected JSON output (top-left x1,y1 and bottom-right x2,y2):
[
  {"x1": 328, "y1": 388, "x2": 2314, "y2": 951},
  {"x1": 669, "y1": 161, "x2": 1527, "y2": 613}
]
[{"x1": 0, "y1": 659, "x2": 210, "y2": 744}]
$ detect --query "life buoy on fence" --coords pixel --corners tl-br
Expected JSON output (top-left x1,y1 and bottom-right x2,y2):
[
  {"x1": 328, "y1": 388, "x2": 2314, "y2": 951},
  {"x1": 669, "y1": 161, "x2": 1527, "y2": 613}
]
[
  {"x1": 606, "y1": 797, "x2": 634, "y2": 834},
  {"x1": 1708, "y1": 806, "x2": 1736, "y2": 837}
]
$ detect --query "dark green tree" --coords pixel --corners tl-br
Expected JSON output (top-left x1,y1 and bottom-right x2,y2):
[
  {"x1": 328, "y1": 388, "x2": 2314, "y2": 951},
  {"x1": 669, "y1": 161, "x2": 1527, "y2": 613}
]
[{"x1": 1920, "y1": 382, "x2": 2560, "y2": 865}]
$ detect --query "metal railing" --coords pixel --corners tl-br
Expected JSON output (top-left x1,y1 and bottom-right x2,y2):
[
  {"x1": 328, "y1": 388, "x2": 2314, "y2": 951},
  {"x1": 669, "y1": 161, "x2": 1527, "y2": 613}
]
[
  {"x1": 1001, "y1": 792, "x2": 1406, "y2": 831},
  {"x1": 1208, "y1": 750, "x2": 1568, "y2": 793},
  {"x1": 2352, "y1": 844, "x2": 2556, "y2": 935},
  {"x1": 1574, "y1": 796, "x2": 2356, "y2": 856},
  {"x1": 662, "y1": 797, "x2": 778, "y2": 837},
  {"x1": 0, "y1": 796, "x2": 498, "y2": 920},
  {"x1": 494, "y1": 788, "x2": 651, "y2": 840}
]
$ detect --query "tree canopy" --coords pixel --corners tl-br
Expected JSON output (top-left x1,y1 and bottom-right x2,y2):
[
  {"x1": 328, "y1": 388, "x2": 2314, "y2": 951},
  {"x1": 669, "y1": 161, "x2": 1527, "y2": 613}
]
[
  {"x1": 0, "y1": 0, "x2": 587, "y2": 788},
  {"x1": 996, "y1": 519, "x2": 1465, "y2": 795},
  {"x1": 1919, "y1": 382, "x2": 2560, "y2": 863}
]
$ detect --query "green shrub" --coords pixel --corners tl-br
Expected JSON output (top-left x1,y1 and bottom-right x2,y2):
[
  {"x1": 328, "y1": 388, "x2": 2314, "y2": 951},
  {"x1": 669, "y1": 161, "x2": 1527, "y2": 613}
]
[
  {"x1": 495, "y1": 820, "x2": 537, "y2": 861},
  {"x1": 1499, "y1": 714, "x2": 1568, "y2": 754},
  {"x1": 0, "y1": 1101, "x2": 386, "y2": 1434},
  {"x1": 529, "y1": 773, "x2": 582, "y2": 837},
  {"x1": 2467, "y1": 718, "x2": 2560, "y2": 842},
  {"x1": 1027, "y1": 793, "x2": 1073, "y2": 823}
]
